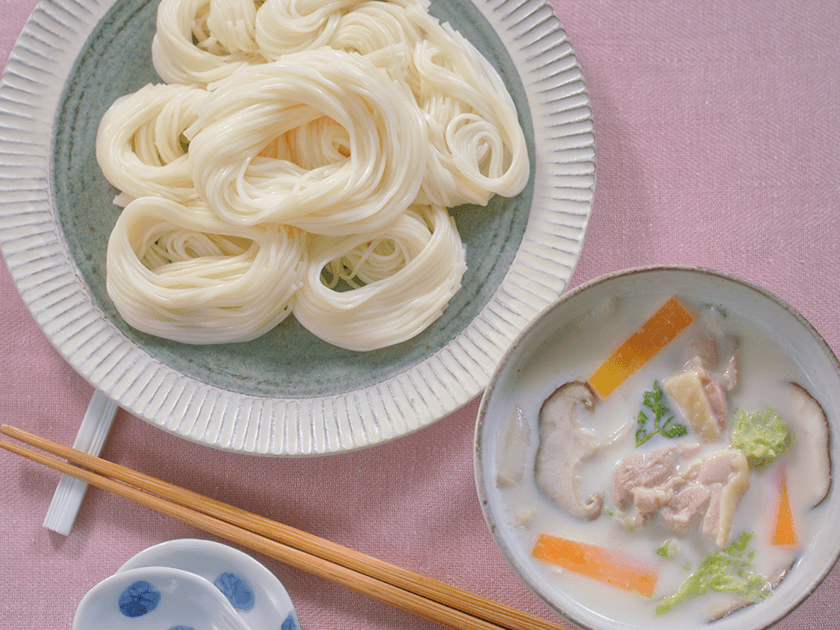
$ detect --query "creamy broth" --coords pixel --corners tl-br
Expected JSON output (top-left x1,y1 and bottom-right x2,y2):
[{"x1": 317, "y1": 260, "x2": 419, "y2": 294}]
[{"x1": 491, "y1": 294, "x2": 830, "y2": 627}]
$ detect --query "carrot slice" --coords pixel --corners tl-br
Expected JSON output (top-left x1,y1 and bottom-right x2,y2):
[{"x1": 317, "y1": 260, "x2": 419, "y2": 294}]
[
  {"x1": 588, "y1": 296, "x2": 694, "y2": 399},
  {"x1": 532, "y1": 534, "x2": 658, "y2": 597},
  {"x1": 771, "y1": 468, "x2": 799, "y2": 548}
]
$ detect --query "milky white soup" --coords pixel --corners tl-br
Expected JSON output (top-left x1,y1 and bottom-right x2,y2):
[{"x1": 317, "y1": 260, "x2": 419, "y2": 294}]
[{"x1": 483, "y1": 291, "x2": 832, "y2": 628}]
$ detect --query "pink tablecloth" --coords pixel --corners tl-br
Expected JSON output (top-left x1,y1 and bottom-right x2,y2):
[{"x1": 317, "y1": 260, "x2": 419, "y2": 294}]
[{"x1": 1, "y1": 0, "x2": 839, "y2": 628}]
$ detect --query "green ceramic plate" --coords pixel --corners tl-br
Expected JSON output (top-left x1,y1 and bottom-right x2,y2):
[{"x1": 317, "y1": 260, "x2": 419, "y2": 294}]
[{"x1": 0, "y1": 0, "x2": 594, "y2": 454}]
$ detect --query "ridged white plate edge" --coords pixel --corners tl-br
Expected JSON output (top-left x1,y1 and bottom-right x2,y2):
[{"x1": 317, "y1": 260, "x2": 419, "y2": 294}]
[{"x1": 0, "y1": 0, "x2": 595, "y2": 455}]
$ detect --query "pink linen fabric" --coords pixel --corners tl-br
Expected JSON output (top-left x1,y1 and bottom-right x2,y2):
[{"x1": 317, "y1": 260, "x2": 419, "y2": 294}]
[{"x1": 1, "y1": 0, "x2": 839, "y2": 628}]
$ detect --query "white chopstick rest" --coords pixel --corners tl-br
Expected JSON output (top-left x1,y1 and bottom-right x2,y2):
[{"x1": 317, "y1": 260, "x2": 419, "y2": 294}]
[{"x1": 42, "y1": 390, "x2": 118, "y2": 535}]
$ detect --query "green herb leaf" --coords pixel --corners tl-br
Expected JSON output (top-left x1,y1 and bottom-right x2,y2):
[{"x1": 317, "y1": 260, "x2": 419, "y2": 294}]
[
  {"x1": 661, "y1": 416, "x2": 688, "y2": 439},
  {"x1": 635, "y1": 381, "x2": 687, "y2": 447}
]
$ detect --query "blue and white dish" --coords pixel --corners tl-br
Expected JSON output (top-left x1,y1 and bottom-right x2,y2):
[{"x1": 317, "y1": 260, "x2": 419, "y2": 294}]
[
  {"x1": 73, "y1": 566, "x2": 253, "y2": 630},
  {"x1": 117, "y1": 539, "x2": 299, "y2": 630}
]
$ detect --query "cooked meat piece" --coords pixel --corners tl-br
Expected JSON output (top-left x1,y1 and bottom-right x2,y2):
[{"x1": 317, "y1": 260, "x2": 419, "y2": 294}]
[
  {"x1": 633, "y1": 486, "x2": 673, "y2": 526},
  {"x1": 612, "y1": 446, "x2": 679, "y2": 509},
  {"x1": 694, "y1": 449, "x2": 744, "y2": 484},
  {"x1": 633, "y1": 476, "x2": 686, "y2": 527},
  {"x1": 718, "y1": 337, "x2": 740, "y2": 391},
  {"x1": 701, "y1": 372, "x2": 728, "y2": 425},
  {"x1": 666, "y1": 327, "x2": 740, "y2": 441},
  {"x1": 677, "y1": 441, "x2": 703, "y2": 459},
  {"x1": 660, "y1": 484, "x2": 711, "y2": 536},
  {"x1": 611, "y1": 447, "x2": 750, "y2": 547},
  {"x1": 689, "y1": 308, "x2": 740, "y2": 392},
  {"x1": 688, "y1": 334, "x2": 719, "y2": 370}
]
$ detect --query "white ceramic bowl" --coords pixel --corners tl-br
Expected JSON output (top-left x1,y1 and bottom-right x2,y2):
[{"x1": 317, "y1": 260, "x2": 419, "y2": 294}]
[{"x1": 474, "y1": 266, "x2": 840, "y2": 630}]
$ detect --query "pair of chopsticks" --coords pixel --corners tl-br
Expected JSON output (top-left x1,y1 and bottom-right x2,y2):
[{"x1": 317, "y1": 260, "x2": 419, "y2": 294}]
[{"x1": 0, "y1": 424, "x2": 569, "y2": 630}]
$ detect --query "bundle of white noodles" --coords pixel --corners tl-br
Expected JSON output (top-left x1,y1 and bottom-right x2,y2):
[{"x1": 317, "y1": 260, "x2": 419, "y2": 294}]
[
  {"x1": 185, "y1": 48, "x2": 427, "y2": 233},
  {"x1": 106, "y1": 197, "x2": 306, "y2": 344},
  {"x1": 96, "y1": 83, "x2": 205, "y2": 204},
  {"x1": 98, "y1": 0, "x2": 528, "y2": 350},
  {"x1": 295, "y1": 204, "x2": 466, "y2": 350}
]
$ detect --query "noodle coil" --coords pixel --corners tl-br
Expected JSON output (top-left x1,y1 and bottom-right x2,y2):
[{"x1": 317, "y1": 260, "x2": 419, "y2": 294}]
[
  {"x1": 294, "y1": 204, "x2": 467, "y2": 351},
  {"x1": 96, "y1": 83, "x2": 207, "y2": 204},
  {"x1": 186, "y1": 48, "x2": 427, "y2": 235},
  {"x1": 106, "y1": 196, "x2": 306, "y2": 344},
  {"x1": 152, "y1": 0, "x2": 266, "y2": 87}
]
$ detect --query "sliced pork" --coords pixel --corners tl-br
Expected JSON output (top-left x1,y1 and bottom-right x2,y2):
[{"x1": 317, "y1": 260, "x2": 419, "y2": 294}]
[{"x1": 612, "y1": 446, "x2": 750, "y2": 547}]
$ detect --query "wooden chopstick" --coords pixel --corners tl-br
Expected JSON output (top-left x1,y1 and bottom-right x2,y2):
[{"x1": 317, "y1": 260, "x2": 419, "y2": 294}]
[{"x1": 0, "y1": 425, "x2": 568, "y2": 630}]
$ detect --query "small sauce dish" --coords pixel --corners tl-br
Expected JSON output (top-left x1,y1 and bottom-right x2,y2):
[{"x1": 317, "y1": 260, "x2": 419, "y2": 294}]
[
  {"x1": 73, "y1": 565, "x2": 252, "y2": 630},
  {"x1": 74, "y1": 538, "x2": 299, "y2": 630}
]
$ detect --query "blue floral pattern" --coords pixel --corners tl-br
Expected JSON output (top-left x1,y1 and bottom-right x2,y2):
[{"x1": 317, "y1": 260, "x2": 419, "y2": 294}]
[
  {"x1": 281, "y1": 612, "x2": 298, "y2": 630},
  {"x1": 214, "y1": 571, "x2": 255, "y2": 611},
  {"x1": 118, "y1": 580, "x2": 161, "y2": 617}
]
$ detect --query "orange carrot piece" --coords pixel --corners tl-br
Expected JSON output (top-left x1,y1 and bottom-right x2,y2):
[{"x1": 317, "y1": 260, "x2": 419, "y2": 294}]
[
  {"x1": 771, "y1": 468, "x2": 799, "y2": 548},
  {"x1": 588, "y1": 296, "x2": 694, "y2": 399},
  {"x1": 532, "y1": 534, "x2": 658, "y2": 597}
]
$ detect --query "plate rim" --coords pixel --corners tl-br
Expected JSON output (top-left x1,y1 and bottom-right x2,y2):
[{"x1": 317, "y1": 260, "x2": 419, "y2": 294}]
[{"x1": 0, "y1": 0, "x2": 596, "y2": 455}]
